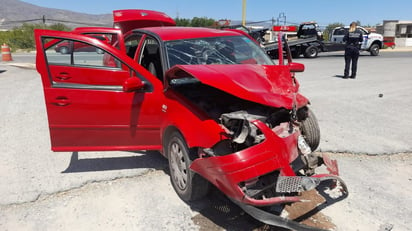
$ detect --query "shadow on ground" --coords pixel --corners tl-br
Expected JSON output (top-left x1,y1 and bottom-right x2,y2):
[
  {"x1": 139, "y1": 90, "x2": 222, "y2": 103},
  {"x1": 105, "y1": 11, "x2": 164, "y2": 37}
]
[
  {"x1": 61, "y1": 151, "x2": 335, "y2": 230},
  {"x1": 189, "y1": 187, "x2": 337, "y2": 231},
  {"x1": 62, "y1": 151, "x2": 168, "y2": 173},
  {"x1": 190, "y1": 187, "x2": 273, "y2": 231}
]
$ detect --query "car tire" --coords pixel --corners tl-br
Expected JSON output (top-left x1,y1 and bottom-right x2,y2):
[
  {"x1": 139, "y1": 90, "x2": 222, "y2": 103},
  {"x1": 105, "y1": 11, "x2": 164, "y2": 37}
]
[
  {"x1": 304, "y1": 46, "x2": 318, "y2": 58},
  {"x1": 59, "y1": 46, "x2": 69, "y2": 54},
  {"x1": 300, "y1": 108, "x2": 320, "y2": 151},
  {"x1": 369, "y1": 43, "x2": 380, "y2": 56},
  {"x1": 166, "y1": 131, "x2": 210, "y2": 202}
]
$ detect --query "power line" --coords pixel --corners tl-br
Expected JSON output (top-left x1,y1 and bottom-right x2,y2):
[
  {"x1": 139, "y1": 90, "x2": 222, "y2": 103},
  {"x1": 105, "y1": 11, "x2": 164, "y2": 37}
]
[{"x1": 0, "y1": 16, "x2": 110, "y2": 27}]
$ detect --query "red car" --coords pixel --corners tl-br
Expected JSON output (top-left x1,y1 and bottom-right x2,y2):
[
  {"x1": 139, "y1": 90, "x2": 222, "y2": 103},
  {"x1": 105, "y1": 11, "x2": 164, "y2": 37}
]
[{"x1": 35, "y1": 9, "x2": 346, "y2": 230}]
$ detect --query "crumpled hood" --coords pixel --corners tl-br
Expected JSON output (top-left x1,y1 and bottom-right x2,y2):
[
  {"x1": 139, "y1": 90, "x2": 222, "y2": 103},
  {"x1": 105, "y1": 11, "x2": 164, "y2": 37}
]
[{"x1": 167, "y1": 64, "x2": 308, "y2": 109}]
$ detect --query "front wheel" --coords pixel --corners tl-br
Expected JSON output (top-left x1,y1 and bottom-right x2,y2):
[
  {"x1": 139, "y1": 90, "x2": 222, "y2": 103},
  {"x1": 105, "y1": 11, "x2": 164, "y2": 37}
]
[
  {"x1": 166, "y1": 131, "x2": 210, "y2": 202},
  {"x1": 369, "y1": 43, "x2": 380, "y2": 56},
  {"x1": 300, "y1": 108, "x2": 321, "y2": 151}
]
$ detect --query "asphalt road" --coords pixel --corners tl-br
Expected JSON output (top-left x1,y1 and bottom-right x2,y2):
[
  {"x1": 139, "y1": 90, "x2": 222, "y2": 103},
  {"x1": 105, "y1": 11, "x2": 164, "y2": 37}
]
[
  {"x1": 296, "y1": 50, "x2": 412, "y2": 154},
  {"x1": 0, "y1": 50, "x2": 411, "y2": 231}
]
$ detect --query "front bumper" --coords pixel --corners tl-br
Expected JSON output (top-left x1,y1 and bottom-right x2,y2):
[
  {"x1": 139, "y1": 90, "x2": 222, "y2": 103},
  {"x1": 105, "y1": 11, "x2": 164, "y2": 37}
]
[{"x1": 190, "y1": 120, "x2": 347, "y2": 207}]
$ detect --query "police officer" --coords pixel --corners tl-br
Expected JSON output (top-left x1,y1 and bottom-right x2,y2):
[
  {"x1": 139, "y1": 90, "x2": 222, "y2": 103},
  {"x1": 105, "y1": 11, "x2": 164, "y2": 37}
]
[{"x1": 343, "y1": 22, "x2": 363, "y2": 79}]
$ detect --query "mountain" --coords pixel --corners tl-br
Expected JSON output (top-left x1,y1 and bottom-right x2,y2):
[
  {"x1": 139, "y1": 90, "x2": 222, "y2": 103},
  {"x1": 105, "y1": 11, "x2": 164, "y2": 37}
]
[{"x1": 0, "y1": 0, "x2": 112, "y2": 30}]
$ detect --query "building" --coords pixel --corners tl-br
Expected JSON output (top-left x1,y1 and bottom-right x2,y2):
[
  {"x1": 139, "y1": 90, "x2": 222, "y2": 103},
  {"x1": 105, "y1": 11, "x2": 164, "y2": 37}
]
[{"x1": 376, "y1": 20, "x2": 412, "y2": 47}]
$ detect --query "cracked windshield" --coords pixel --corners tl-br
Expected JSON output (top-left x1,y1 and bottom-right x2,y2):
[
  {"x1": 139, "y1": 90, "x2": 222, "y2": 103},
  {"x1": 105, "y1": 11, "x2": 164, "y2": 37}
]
[{"x1": 166, "y1": 36, "x2": 273, "y2": 66}]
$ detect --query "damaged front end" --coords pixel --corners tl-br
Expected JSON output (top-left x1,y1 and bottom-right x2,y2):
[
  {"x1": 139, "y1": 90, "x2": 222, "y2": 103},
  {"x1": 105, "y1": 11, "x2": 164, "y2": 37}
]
[
  {"x1": 191, "y1": 115, "x2": 347, "y2": 203},
  {"x1": 165, "y1": 64, "x2": 347, "y2": 230},
  {"x1": 191, "y1": 115, "x2": 347, "y2": 230}
]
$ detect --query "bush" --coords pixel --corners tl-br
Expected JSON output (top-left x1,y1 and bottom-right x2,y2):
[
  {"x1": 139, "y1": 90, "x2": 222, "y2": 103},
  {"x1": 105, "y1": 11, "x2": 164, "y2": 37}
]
[
  {"x1": 0, "y1": 23, "x2": 71, "y2": 51},
  {"x1": 175, "y1": 17, "x2": 215, "y2": 27}
]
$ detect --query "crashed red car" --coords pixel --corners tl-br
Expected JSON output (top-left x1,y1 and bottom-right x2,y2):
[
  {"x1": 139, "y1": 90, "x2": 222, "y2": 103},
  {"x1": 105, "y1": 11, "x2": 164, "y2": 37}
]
[{"x1": 34, "y1": 9, "x2": 347, "y2": 230}]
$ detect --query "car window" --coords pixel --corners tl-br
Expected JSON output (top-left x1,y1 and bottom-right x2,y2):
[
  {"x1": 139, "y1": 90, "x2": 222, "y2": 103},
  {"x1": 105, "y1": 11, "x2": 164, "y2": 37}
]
[
  {"x1": 46, "y1": 38, "x2": 121, "y2": 69},
  {"x1": 165, "y1": 35, "x2": 273, "y2": 67},
  {"x1": 139, "y1": 37, "x2": 163, "y2": 80},
  {"x1": 333, "y1": 28, "x2": 346, "y2": 36},
  {"x1": 125, "y1": 34, "x2": 143, "y2": 58},
  {"x1": 358, "y1": 27, "x2": 368, "y2": 34},
  {"x1": 83, "y1": 33, "x2": 121, "y2": 49},
  {"x1": 40, "y1": 37, "x2": 143, "y2": 90}
]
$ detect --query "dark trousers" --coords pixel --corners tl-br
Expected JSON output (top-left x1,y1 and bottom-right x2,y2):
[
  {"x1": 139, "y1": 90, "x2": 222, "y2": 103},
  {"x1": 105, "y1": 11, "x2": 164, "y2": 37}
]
[{"x1": 344, "y1": 46, "x2": 360, "y2": 77}]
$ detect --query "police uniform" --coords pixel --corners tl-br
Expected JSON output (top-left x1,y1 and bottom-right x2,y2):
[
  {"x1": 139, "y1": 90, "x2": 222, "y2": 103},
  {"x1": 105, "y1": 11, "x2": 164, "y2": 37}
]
[{"x1": 343, "y1": 27, "x2": 363, "y2": 78}]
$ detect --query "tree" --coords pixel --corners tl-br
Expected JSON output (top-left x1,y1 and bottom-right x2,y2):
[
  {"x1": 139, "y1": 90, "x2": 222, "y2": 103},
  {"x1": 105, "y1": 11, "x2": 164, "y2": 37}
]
[
  {"x1": 191, "y1": 17, "x2": 215, "y2": 27},
  {"x1": 174, "y1": 17, "x2": 216, "y2": 27},
  {"x1": 49, "y1": 23, "x2": 71, "y2": 31},
  {"x1": 175, "y1": 18, "x2": 191, "y2": 27}
]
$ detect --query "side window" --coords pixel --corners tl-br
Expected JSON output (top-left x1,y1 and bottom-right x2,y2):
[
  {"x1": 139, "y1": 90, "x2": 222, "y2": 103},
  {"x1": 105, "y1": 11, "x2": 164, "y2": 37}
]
[
  {"x1": 47, "y1": 38, "x2": 120, "y2": 69},
  {"x1": 359, "y1": 28, "x2": 368, "y2": 35},
  {"x1": 333, "y1": 28, "x2": 346, "y2": 36},
  {"x1": 42, "y1": 37, "x2": 136, "y2": 88},
  {"x1": 125, "y1": 34, "x2": 143, "y2": 58},
  {"x1": 139, "y1": 37, "x2": 162, "y2": 80},
  {"x1": 83, "y1": 33, "x2": 121, "y2": 50}
]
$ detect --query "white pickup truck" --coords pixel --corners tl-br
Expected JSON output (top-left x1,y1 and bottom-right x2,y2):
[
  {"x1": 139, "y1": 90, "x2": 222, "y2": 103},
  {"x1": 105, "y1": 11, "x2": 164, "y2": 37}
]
[{"x1": 329, "y1": 26, "x2": 384, "y2": 56}]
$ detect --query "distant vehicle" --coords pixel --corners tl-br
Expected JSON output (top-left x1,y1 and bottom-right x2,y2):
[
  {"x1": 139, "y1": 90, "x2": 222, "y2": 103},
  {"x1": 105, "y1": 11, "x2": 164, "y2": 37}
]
[
  {"x1": 383, "y1": 38, "x2": 396, "y2": 49},
  {"x1": 54, "y1": 34, "x2": 109, "y2": 54},
  {"x1": 262, "y1": 22, "x2": 384, "y2": 58},
  {"x1": 223, "y1": 24, "x2": 269, "y2": 44}
]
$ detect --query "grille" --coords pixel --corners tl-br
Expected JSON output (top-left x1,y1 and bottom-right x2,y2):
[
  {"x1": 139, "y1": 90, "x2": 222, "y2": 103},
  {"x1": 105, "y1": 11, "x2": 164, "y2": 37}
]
[{"x1": 275, "y1": 176, "x2": 303, "y2": 193}]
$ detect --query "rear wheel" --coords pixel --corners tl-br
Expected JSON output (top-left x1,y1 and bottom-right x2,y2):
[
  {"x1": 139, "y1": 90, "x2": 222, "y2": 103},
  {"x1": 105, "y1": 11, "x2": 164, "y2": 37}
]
[
  {"x1": 369, "y1": 43, "x2": 380, "y2": 56},
  {"x1": 300, "y1": 108, "x2": 320, "y2": 151},
  {"x1": 304, "y1": 46, "x2": 318, "y2": 58},
  {"x1": 166, "y1": 131, "x2": 210, "y2": 201}
]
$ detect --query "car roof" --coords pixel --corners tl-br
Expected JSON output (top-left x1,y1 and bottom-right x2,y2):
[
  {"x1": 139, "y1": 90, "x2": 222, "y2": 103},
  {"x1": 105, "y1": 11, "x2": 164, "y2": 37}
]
[{"x1": 134, "y1": 26, "x2": 242, "y2": 41}]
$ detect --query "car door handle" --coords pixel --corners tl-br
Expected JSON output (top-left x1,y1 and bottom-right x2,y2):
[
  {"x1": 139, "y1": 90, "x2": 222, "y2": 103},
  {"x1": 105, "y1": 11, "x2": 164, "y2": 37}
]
[
  {"x1": 56, "y1": 72, "x2": 71, "y2": 80},
  {"x1": 51, "y1": 96, "x2": 71, "y2": 106}
]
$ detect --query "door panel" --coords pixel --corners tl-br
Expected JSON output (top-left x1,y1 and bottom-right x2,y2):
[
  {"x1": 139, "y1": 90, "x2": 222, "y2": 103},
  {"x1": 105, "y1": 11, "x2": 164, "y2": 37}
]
[
  {"x1": 35, "y1": 29, "x2": 164, "y2": 151},
  {"x1": 48, "y1": 65, "x2": 128, "y2": 85},
  {"x1": 45, "y1": 87, "x2": 162, "y2": 151}
]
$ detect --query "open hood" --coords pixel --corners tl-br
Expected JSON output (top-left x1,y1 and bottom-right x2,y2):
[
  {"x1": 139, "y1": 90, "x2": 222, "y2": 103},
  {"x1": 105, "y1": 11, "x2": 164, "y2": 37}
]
[
  {"x1": 113, "y1": 9, "x2": 176, "y2": 33},
  {"x1": 166, "y1": 64, "x2": 308, "y2": 109}
]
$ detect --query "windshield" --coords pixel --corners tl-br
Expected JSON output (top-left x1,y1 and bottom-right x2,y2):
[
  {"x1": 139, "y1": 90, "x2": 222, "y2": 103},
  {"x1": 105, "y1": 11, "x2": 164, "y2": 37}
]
[{"x1": 165, "y1": 36, "x2": 273, "y2": 67}]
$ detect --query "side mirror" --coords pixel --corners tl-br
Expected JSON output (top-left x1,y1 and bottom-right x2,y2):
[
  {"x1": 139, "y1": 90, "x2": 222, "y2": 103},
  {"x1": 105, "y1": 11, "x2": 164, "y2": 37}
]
[
  {"x1": 123, "y1": 77, "x2": 145, "y2": 92},
  {"x1": 289, "y1": 62, "x2": 305, "y2": 72}
]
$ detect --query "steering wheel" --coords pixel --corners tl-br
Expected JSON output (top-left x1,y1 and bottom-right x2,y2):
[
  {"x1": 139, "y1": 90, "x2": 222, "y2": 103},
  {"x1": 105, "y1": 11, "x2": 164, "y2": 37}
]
[{"x1": 202, "y1": 48, "x2": 222, "y2": 64}]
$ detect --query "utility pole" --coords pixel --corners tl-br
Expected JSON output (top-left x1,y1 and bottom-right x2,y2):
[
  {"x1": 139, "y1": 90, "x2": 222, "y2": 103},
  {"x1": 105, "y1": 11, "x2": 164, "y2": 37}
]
[
  {"x1": 242, "y1": 0, "x2": 246, "y2": 26},
  {"x1": 277, "y1": 12, "x2": 286, "y2": 25}
]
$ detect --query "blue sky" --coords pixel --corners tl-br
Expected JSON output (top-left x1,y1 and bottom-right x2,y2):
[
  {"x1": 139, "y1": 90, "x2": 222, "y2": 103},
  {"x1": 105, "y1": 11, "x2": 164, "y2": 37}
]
[{"x1": 22, "y1": 0, "x2": 412, "y2": 26}]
